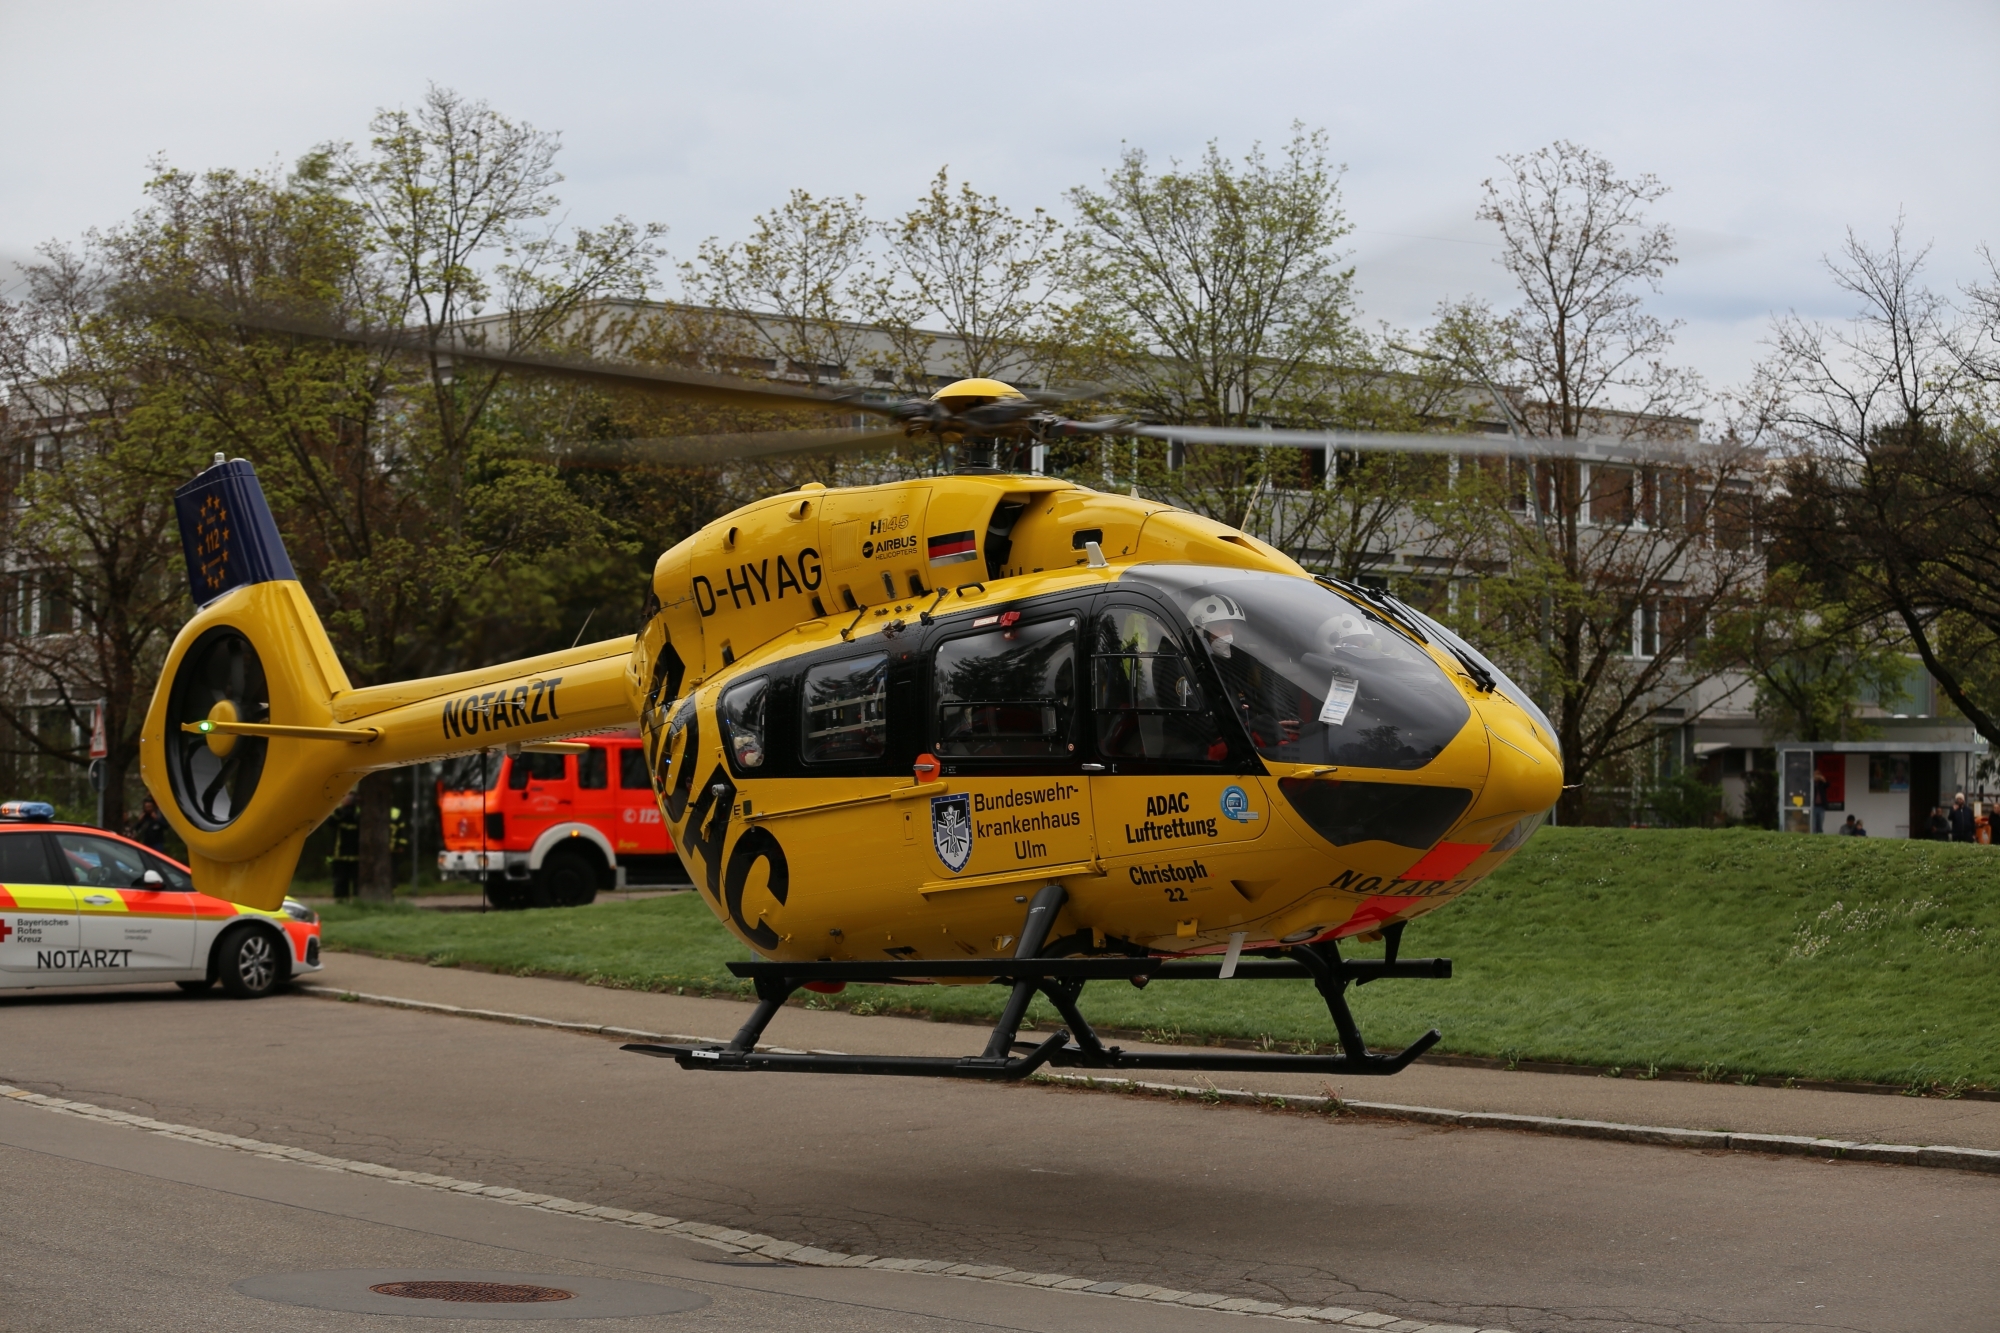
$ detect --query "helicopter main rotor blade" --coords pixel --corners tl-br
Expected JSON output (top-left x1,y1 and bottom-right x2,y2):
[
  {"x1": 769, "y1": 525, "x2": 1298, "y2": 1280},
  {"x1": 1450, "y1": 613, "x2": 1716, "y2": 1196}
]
[
  {"x1": 1020, "y1": 382, "x2": 1111, "y2": 406},
  {"x1": 561, "y1": 424, "x2": 914, "y2": 467},
  {"x1": 164, "y1": 302, "x2": 894, "y2": 419},
  {"x1": 1126, "y1": 423, "x2": 1706, "y2": 464}
]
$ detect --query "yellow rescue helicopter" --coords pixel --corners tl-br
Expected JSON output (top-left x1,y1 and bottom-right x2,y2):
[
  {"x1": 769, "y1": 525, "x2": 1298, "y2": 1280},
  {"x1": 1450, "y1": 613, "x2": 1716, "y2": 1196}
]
[{"x1": 141, "y1": 330, "x2": 1563, "y2": 1081}]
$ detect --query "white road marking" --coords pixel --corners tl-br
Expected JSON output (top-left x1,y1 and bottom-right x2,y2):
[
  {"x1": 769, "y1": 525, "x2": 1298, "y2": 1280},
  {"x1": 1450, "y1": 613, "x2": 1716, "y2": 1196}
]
[{"x1": 0, "y1": 1080, "x2": 1510, "y2": 1331}]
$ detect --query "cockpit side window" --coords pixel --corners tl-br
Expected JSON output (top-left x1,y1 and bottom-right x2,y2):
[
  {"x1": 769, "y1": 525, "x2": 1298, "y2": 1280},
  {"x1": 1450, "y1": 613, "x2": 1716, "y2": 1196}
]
[
  {"x1": 1090, "y1": 606, "x2": 1228, "y2": 763},
  {"x1": 933, "y1": 617, "x2": 1078, "y2": 760}
]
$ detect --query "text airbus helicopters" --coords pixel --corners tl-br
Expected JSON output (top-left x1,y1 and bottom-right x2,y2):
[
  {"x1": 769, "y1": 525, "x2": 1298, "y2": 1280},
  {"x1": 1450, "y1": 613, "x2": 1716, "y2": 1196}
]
[{"x1": 141, "y1": 319, "x2": 1565, "y2": 1082}]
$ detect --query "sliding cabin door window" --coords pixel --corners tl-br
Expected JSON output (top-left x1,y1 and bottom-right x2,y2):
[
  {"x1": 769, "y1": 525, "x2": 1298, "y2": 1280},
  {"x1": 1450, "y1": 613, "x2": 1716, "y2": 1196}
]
[
  {"x1": 1089, "y1": 604, "x2": 1229, "y2": 765},
  {"x1": 932, "y1": 617, "x2": 1079, "y2": 763}
]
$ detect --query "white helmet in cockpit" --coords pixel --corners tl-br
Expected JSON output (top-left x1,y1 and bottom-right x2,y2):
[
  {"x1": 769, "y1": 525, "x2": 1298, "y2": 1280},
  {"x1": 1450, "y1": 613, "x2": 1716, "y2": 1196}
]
[
  {"x1": 1185, "y1": 593, "x2": 1246, "y2": 630},
  {"x1": 1185, "y1": 592, "x2": 1247, "y2": 657}
]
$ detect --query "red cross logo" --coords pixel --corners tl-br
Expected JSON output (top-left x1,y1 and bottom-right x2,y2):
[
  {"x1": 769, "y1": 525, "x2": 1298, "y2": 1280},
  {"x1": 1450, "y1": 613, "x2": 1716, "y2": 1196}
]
[{"x1": 0, "y1": 920, "x2": 13, "y2": 943}]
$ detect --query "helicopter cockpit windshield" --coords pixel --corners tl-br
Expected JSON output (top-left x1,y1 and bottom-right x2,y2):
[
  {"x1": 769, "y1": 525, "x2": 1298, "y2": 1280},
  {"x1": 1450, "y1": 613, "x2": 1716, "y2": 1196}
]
[{"x1": 1126, "y1": 567, "x2": 1471, "y2": 770}]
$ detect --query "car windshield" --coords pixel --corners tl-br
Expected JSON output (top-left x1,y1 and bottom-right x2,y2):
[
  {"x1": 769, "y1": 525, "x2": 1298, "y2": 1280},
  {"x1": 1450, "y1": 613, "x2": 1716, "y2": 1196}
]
[{"x1": 1126, "y1": 566, "x2": 1470, "y2": 770}]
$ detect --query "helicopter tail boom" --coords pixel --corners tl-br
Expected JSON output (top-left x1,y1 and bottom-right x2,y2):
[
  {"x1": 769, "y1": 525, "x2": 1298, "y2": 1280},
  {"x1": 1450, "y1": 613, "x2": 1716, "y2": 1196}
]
[{"x1": 142, "y1": 457, "x2": 641, "y2": 911}]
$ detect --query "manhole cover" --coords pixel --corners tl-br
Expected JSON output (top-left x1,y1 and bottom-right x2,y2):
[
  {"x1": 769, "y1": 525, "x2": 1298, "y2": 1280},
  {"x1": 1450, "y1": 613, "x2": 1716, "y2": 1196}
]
[
  {"x1": 372, "y1": 1280, "x2": 575, "y2": 1303},
  {"x1": 235, "y1": 1270, "x2": 708, "y2": 1320}
]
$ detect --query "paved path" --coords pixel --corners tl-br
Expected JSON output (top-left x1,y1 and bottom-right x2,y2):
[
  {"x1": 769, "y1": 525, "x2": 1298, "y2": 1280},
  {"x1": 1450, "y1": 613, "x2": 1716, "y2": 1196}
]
[
  {"x1": 2, "y1": 956, "x2": 1995, "y2": 1331},
  {"x1": 318, "y1": 951, "x2": 2000, "y2": 1151}
]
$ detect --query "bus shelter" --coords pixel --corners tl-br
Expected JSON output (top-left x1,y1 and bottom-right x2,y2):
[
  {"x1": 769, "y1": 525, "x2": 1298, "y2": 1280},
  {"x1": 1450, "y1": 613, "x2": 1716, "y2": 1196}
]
[{"x1": 1776, "y1": 740, "x2": 1989, "y2": 838}]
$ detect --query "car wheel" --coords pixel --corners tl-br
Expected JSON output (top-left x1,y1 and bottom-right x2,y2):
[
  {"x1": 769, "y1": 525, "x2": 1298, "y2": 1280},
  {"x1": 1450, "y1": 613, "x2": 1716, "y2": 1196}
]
[
  {"x1": 176, "y1": 978, "x2": 214, "y2": 993},
  {"x1": 539, "y1": 847, "x2": 599, "y2": 907},
  {"x1": 217, "y1": 927, "x2": 286, "y2": 998}
]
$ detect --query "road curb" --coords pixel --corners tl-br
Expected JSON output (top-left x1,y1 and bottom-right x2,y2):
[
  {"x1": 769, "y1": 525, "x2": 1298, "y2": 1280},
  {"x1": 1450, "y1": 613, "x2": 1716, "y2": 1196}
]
[
  {"x1": 1032, "y1": 1073, "x2": 2000, "y2": 1174},
  {"x1": 294, "y1": 984, "x2": 2000, "y2": 1177}
]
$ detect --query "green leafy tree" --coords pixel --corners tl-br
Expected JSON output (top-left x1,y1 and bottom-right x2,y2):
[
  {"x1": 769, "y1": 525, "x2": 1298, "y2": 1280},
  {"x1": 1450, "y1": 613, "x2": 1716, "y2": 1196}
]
[
  {"x1": 1708, "y1": 567, "x2": 1910, "y2": 742},
  {"x1": 872, "y1": 168, "x2": 1066, "y2": 387},
  {"x1": 680, "y1": 188, "x2": 875, "y2": 386},
  {"x1": 110, "y1": 91, "x2": 662, "y2": 896},
  {"x1": 1062, "y1": 125, "x2": 1358, "y2": 428},
  {"x1": 0, "y1": 246, "x2": 210, "y2": 831},
  {"x1": 1646, "y1": 768, "x2": 1724, "y2": 828},
  {"x1": 1057, "y1": 127, "x2": 1362, "y2": 525}
]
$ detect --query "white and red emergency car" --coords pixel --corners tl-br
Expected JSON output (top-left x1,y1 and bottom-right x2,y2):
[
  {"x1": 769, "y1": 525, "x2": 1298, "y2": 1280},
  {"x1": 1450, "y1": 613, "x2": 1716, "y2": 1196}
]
[{"x1": 0, "y1": 802, "x2": 321, "y2": 998}]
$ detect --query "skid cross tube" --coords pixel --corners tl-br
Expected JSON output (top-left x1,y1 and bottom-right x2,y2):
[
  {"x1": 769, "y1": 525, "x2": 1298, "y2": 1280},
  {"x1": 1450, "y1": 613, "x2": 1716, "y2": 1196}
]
[
  {"x1": 715, "y1": 957, "x2": 1450, "y2": 983},
  {"x1": 623, "y1": 910, "x2": 1449, "y2": 1079}
]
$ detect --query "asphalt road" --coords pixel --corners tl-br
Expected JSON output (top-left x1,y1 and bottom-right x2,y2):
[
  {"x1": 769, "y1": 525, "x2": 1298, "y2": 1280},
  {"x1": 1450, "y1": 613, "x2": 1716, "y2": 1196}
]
[
  {"x1": 0, "y1": 1091, "x2": 1251, "y2": 1333},
  {"x1": 2, "y1": 980, "x2": 1995, "y2": 1333}
]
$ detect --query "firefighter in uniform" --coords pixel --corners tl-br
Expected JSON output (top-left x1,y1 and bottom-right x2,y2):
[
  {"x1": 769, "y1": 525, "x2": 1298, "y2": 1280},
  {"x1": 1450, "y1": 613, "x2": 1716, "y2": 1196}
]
[{"x1": 329, "y1": 791, "x2": 361, "y2": 900}]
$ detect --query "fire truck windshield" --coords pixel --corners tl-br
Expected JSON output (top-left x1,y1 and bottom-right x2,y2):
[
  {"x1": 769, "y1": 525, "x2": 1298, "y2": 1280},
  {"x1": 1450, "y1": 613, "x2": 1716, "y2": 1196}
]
[{"x1": 438, "y1": 754, "x2": 503, "y2": 791}]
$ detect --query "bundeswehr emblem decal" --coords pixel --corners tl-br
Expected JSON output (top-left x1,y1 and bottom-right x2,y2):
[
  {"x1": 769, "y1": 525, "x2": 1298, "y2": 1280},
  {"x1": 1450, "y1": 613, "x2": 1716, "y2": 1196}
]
[{"x1": 931, "y1": 793, "x2": 973, "y2": 872}]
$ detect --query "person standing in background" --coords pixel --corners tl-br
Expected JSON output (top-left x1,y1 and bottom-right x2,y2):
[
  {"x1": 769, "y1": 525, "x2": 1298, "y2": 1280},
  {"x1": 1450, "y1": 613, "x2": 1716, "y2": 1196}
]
[
  {"x1": 1929, "y1": 805, "x2": 1953, "y2": 841},
  {"x1": 126, "y1": 796, "x2": 168, "y2": 852},
  {"x1": 1949, "y1": 792, "x2": 1975, "y2": 843},
  {"x1": 329, "y1": 791, "x2": 361, "y2": 900}
]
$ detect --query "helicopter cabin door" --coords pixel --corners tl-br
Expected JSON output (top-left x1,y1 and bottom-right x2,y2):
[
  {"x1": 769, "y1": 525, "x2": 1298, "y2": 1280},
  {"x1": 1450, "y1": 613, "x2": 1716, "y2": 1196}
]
[
  {"x1": 1084, "y1": 591, "x2": 1268, "y2": 927},
  {"x1": 921, "y1": 600, "x2": 1096, "y2": 891}
]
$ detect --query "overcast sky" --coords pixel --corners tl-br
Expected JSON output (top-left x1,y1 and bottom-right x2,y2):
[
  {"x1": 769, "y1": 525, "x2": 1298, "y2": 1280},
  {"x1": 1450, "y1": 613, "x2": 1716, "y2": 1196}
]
[{"x1": 3, "y1": 0, "x2": 1996, "y2": 405}]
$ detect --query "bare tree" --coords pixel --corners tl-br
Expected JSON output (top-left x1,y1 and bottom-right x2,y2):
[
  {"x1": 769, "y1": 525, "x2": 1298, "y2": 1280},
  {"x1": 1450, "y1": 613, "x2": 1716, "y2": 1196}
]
[
  {"x1": 1451, "y1": 142, "x2": 1759, "y2": 821},
  {"x1": 1759, "y1": 223, "x2": 2000, "y2": 746}
]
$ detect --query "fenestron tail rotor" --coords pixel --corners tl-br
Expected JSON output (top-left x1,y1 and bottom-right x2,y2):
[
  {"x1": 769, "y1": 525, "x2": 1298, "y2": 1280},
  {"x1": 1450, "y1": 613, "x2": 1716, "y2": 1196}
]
[{"x1": 165, "y1": 626, "x2": 271, "y2": 830}]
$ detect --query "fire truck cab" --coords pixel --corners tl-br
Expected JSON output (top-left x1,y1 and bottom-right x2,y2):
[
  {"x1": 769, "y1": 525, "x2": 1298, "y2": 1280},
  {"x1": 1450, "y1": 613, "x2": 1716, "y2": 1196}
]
[{"x1": 436, "y1": 731, "x2": 682, "y2": 909}]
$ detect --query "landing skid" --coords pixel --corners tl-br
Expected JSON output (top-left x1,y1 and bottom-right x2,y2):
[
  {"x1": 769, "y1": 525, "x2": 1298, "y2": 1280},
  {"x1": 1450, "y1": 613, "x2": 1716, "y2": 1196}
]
[{"x1": 622, "y1": 886, "x2": 1449, "y2": 1081}]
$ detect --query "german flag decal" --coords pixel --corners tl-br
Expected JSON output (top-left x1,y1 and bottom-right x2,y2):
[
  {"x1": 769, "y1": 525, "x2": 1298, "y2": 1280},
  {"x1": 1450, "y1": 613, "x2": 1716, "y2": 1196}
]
[{"x1": 927, "y1": 530, "x2": 979, "y2": 565}]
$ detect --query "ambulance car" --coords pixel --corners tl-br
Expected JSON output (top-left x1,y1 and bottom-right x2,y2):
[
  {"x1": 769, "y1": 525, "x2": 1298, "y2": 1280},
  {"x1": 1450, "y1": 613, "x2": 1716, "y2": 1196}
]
[{"x1": 0, "y1": 802, "x2": 321, "y2": 998}]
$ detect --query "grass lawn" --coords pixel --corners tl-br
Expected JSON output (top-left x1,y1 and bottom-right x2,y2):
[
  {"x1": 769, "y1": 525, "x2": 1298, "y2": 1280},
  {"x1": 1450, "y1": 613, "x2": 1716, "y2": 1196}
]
[{"x1": 316, "y1": 827, "x2": 2000, "y2": 1089}]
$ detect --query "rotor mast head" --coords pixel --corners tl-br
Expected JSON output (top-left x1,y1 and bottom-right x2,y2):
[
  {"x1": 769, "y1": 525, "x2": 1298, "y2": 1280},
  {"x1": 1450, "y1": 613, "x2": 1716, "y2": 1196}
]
[
  {"x1": 929, "y1": 378, "x2": 1027, "y2": 411},
  {"x1": 930, "y1": 378, "x2": 1031, "y2": 473}
]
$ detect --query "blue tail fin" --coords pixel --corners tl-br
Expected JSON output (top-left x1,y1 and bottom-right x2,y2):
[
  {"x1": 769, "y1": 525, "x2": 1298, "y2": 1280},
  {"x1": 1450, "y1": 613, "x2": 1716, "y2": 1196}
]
[{"x1": 173, "y1": 457, "x2": 297, "y2": 608}]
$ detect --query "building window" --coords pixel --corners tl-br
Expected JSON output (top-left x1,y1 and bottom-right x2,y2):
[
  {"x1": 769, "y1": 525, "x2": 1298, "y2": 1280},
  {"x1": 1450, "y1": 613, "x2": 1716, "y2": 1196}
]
[
  {"x1": 1589, "y1": 465, "x2": 1634, "y2": 526},
  {"x1": 32, "y1": 572, "x2": 72, "y2": 635}
]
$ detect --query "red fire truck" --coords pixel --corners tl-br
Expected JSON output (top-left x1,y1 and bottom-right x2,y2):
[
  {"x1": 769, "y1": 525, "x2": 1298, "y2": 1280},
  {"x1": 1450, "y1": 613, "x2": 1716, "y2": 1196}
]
[{"x1": 435, "y1": 731, "x2": 684, "y2": 909}]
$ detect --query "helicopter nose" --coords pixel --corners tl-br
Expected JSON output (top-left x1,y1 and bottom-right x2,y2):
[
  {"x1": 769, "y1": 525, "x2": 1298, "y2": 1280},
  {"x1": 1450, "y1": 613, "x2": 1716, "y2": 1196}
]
[{"x1": 1476, "y1": 699, "x2": 1563, "y2": 819}]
